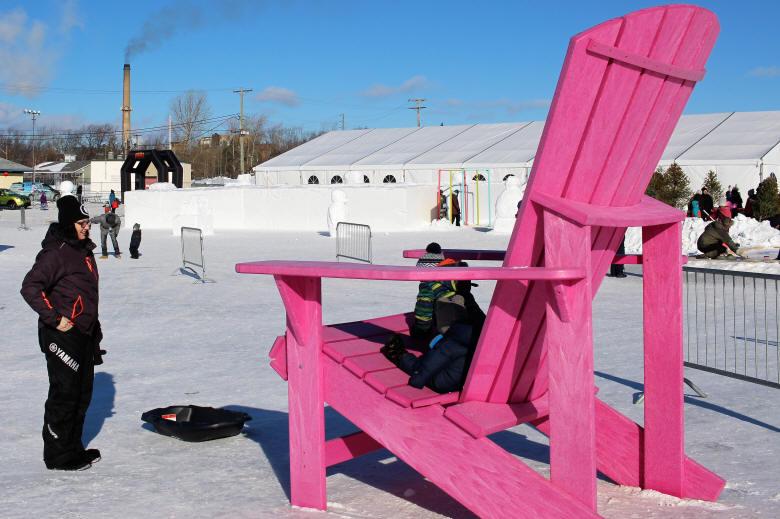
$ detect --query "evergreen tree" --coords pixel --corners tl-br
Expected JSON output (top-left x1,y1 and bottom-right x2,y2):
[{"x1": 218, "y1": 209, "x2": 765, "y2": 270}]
[
  {"x1": 664, "y1": 163, "x2": 692, "y2": 209},
  {"x1": 754, "y1": 176, "x2": 780, "y2": 221},
  {"x1": 702, "y1": 170, "x2": 723, "y2": 206},
  {"x1": 646, "y1": 166, "x2": 666, "y2": 201}
]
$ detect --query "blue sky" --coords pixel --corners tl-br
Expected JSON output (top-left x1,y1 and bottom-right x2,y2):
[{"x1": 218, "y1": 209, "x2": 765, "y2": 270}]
[{"x1": 0, "y1": 0, "x2": 778, "y2": 136}]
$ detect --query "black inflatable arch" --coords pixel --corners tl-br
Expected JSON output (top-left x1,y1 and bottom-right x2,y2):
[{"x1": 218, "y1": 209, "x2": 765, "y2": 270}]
[{"x1": 120, "y1": 149, "x2": 183, "y2": 201}]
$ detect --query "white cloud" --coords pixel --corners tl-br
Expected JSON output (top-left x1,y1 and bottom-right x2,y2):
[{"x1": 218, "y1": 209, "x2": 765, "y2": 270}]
[
  {"x1": 255, "y1": 87, "x2": 300, "y2": 107},
  {"x1": 749, "y1": 66, "x2": 780, "y2": 78},
  {"x1": 0, "y1": 3, "x2": 83, "y2": 98},
  {"x1": 361, "y1": 75, "x2": 430, "y2": 98}
]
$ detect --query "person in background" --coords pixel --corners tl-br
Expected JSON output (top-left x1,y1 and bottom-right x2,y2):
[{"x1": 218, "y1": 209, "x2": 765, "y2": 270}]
[
  {"x1": 108, "y1": 189, "x2": 116, "y2": 209},
  {"x1": 688, "y1": 190, "x2": 701, "y2": 218},
  {"x1": 744, "y1": 189, "x2": 757, "y2": 218},
  {"x1": 90, "y1": 212, "x2": 122, "y2": 258},
  {"x1": 76, "y1": 184, "x2": 82, "y2": 204},
  {"x1": 608, "y1": 238, "x2": 627, "y2": 278},
  {"x1": 451, "y1": 190, "x2": 461, "y2": 226},
  {"x1": 102, "y1": 203, "x2": 109, "y2": 214},
  {"x1": 20, "y1": 195, "x2": 105, "y2": 471},
  {"x1": 731, "y1": 186, "x2": 743, "y2": 212},
  {"x1": 438, "y1": 190, "x2": 448, "y2": 220},
  {"x1": 697, "y1": 216, "x2": 741, "y2": 259},
  {"x1": 129, "y1": 223, "x2": 142, "y2": 259},
  {"x1": 40, "y1": 191, "x2": 48, "y2": 210},
  {"x1": 699, "y1": 187, "x2": 714, "y2": 219}
]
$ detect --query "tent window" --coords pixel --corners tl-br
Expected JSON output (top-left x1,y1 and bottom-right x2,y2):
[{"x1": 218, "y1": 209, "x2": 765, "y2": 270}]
[
  {"x1": 307, "y1": 175, "x2": 319, "y2": 184},
  {"x1": 363, "y1": 175, "x2": 370, "y2": 183},
  {"x1": 330, "y1": 175, "x2": 344, "y2": 184},
  {"x1": 503, "y1": 174, "x2": 515, "y2": 181},
  {"x1": 382, "y1": 175, "x2": 397, "y2": 183},
  {"x1": 473, "y1": 174, "x2": 486, "y2": 181}
]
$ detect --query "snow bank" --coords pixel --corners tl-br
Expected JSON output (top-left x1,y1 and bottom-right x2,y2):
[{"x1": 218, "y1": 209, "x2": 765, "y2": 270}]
[
  {"x1": 124, "y1": 184, "x2": 438, "y2": 233},
  {"x1": 624, "y1": 214, "x2": 780, "y2": 255}
]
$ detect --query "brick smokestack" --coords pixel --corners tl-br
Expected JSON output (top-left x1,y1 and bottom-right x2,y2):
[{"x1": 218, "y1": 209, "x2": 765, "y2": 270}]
[{"x1": 122, "y1": 64, "x2": 132, "y2": 155}]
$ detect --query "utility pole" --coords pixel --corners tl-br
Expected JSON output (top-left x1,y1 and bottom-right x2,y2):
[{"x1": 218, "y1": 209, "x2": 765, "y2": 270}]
[
  {"x1": 24, "y1": 109, "x2": 41, "y2": 184},
  {"x1": 408, "y1": 98, "x2": 427, "y2": 128},
  {"x1": 233, "y1": 87, "x2": 253, "y2": 175},
  {"x1": 340, "y1": 113, "x2": 345, "y2": 130},
  {"x1": 168, "y1": 115, "x2": 172, "y2": 150}
]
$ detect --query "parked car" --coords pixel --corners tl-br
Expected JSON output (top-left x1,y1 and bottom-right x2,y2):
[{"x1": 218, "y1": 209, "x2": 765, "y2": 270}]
[
  {"x1": 0, "y1": 188, "x2": 31, "y2": 209},
  {"x1": 10, "y1": 182, "x2": 60, "y2": 201}
]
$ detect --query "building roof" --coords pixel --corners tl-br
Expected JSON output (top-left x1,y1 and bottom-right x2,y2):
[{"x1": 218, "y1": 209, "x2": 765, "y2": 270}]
[
  {"x1": 0, "y1": 158, "x2": 32, "y2": 172},
  {"x1": 255, "y1": 111, "x2": 780, "y2": 172}
]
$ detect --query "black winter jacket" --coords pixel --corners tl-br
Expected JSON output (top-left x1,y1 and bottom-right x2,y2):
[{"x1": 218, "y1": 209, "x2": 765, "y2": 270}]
[
  {"x1": 399, "y1": 323, "x2": 476, "y2": 393},
  {"x1": 20, "y1": 223, "x2": 102, "y2": 341}
]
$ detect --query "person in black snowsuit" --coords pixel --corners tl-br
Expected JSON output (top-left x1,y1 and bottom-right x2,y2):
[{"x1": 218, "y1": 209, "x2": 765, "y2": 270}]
[
  {"x1": 731, "y1": 186, "x2": 743, "y2": 211},
  {"x1": 451, "y1": 190, "x2": 461, "y2": 226},
  {"x1": 382, "y1": 264, "x2": 485, "y2": 393},
  {"x1": 20, "y1": 195, "x2": 105, "y2": 471},
  {"x1": 129, "y1": 223, "x2": 142, "y2": 259}
]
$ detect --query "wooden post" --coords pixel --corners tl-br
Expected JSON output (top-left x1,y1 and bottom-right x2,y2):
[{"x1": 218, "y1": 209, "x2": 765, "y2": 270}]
[
  {"x1": 642, "y1": 222, "x2": 684, "y2": 496},
  {"x1": 543, "y1": 211, "x2": 597, "y2": 511},
  {"x1": 275, "y1": 275, "x2": 326, "y2": 510}
]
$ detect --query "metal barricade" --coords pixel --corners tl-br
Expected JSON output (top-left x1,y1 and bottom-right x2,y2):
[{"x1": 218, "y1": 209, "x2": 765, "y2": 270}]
[
  {"x1": 336, "y1": 222, "x2": 372, "y2": 264},
  {"x1": 18, "y1": 206, "x2": 30, "y2": 230},
  {"x1": 684, "y1": 266, "x2": 780, "y2": 389},
  {"x1": 180, "y1": 226, "x2": 208, "y2": 282}
]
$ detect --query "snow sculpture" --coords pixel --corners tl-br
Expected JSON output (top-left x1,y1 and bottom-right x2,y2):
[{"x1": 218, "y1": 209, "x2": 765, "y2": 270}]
[
  {"x1": 58, "y1": 180, "x2": 75, "y2": 195},
  {"x1": 327, "y1": 189, "x2": 348, "y2": 237},
  {"x1": 492, "y1": 175, "x2": 525, "y2": 233}
]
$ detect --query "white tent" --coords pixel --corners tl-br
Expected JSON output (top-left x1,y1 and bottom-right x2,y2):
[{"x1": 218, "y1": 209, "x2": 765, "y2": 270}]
[{"x1": 254, "y1": 110, "x2": 780, "y2": 195}]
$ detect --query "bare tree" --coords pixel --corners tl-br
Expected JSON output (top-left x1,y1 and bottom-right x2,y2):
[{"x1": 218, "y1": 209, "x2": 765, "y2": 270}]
[{"x1": 170, "y1": 90, "x2": 212, "y2": 149}]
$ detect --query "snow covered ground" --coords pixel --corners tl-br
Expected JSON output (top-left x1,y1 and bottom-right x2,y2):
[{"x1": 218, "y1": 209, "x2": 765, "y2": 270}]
[{"x1": 1, "y1": 204, "x2": 778, "y2": 518}]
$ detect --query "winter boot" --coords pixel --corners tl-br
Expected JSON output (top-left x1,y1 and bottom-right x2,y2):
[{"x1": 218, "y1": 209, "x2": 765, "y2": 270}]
[
  {"x1": 83, "y1": 448, "x2": 101, "y2": 464},
  {"x1": 45, "y1": 451, "x2": 92, "y2": 471}
]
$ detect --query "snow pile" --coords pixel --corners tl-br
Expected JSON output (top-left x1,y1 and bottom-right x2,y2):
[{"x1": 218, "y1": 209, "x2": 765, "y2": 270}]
[
  {"x1": 625, "y1": 214, "x2": 780, "y2": 255},
  {"x1": 147, "y1": 182, "x2": 177, "y2": 191},
  {"x1": 429, "y1": 218, "x2": 459, "y2": 231}
]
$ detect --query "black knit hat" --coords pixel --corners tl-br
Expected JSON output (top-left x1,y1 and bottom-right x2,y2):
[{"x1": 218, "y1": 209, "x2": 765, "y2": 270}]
[{"x1": 57, "y1": 194, "x2": 89, "y2": 226}]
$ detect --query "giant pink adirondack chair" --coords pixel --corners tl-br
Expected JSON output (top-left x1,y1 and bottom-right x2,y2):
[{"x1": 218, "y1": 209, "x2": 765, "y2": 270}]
[{"x1": 237, "y1": 6, "x2": 723, "y2": 517}]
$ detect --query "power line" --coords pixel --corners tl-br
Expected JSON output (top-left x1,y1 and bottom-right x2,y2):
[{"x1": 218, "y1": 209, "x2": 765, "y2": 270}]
[{"x1": 408, "y1": 98, "x2": 427, "y2": 127}]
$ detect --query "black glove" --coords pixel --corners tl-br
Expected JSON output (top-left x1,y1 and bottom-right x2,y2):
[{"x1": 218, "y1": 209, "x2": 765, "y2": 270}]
[
  {"x1": 94, "y1": 348, "x2": 106, "y2": 365},
  {"x1": 380, "y1": 334, "x2": 406, "y2": 364}
]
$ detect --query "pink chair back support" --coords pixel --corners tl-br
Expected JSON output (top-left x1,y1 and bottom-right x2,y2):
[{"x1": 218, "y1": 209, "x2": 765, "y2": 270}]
[{"x1": 462, "y1": 5, "x2": 719, "y2": 404}]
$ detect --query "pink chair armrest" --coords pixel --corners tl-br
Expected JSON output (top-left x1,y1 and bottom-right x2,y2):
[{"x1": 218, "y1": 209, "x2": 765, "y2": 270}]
[
  {"x1": 403, "y1": 249, "x2": 506, "y2": 261},
  {"x1": 236, "y1": 260, "x2": 585, "y2": 282}
]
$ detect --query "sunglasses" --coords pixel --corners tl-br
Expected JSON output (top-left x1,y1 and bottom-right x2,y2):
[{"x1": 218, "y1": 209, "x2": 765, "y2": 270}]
[{"x1": 75, "y1": 219, "x2": 91, "y2": 228}]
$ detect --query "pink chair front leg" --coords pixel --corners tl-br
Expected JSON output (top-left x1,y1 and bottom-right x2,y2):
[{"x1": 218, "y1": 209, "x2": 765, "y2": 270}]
[
  {"x1": 543, "y1": 212, "x2": 597, "y2": 512},
  {"x1": 275, "y1": 275, "x2": 326, "y2": 510},
  {"x1": 642, "y1": 223, "x2": 684, "y2": 496}
]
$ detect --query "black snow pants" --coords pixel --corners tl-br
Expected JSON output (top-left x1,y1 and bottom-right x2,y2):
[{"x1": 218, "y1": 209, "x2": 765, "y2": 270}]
[{"x1": 39, "y1": 325, "x2": 95, "y2": 465}]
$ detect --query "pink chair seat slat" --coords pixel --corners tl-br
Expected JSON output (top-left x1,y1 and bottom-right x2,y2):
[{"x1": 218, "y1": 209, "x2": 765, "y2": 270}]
[
  {"x1": 323, "y1": 313, "x2": 412, "y2": 344},
  {"x1": 343, "y1": 353, "x2": 397, "y2": 378},
  {"x1": 364, "y1": 369, "x2": 409, "y2": 394},
  {"x1": 444, "y1": 397, "x2": 549, "y2": 439},
  {"x1": 324, "y1": 337, "x2": 385, "y2": 363},
  {"x1": 385, "y1": 385, "x2": 459, "y2": 408}
]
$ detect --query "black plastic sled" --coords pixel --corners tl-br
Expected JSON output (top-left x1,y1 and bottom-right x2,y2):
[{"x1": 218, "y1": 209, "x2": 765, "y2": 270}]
[{"x1": 141, "y1": 405, "x2": 252, "y2": 442}]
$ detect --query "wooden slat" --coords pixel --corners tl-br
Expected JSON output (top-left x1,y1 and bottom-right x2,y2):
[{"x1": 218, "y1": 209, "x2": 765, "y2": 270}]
[
  {"x1": 586, "y1": 39, "x2": 706, "y2": 81},
  {"x1": 323, "y1": 313, "x2": 412, "y2": 343},
  {"x1": 343, "y1": 353, "x2": 396, "y2": 378},
  {"x1": 444, "y1": 398, "x2": 548, "y2": 438},
  {"x1": 402, "y1": 248, "x2": 506, "y2": 261},
  {"x1": 324, "y1": 337, "x2": 386, "y2": 363},
  {"x1": 385, "y1": 385, "x2": 459, "y2": 408},
  {"x1": 364, "y1": 369, "x2": 409, "y2": 394},
  {"x1": 531, "y1": 193, "x2": 685, "y2": 227}
]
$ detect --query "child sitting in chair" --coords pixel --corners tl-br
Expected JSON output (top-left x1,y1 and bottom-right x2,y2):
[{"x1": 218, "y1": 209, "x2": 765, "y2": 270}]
[{"x1": 384, "y1": 263, "x2": 485, "y2": 393}]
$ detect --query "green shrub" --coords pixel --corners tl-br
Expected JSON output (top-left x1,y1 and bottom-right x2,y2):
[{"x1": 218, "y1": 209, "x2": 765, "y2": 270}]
[{"x1": 754, "y1": 176, "x2": 780, "y2": 221}]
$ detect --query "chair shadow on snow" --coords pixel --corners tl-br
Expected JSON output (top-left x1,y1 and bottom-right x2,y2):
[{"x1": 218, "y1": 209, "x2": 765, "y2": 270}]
[
  {"x1": 0, "y1": 244, "x2": 14, "y2": 252},
  {"x1": 84, "y1": 372, "x2": 116, "y2": 446},
  {"x1": 594, "y1": 370, "x2": 780, "y2": 433},
  {"x1": 224, "y1": 404, "x2": 556, "y2": 518}
]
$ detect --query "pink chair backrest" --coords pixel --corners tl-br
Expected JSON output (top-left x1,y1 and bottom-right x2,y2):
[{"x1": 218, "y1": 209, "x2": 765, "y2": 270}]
[{"x1": 461, "y1": 5, "x2": 719, "y2": 404}]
